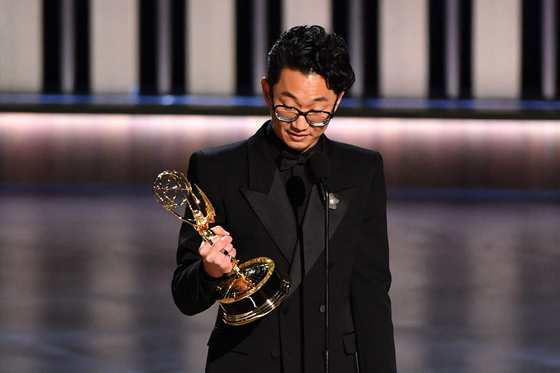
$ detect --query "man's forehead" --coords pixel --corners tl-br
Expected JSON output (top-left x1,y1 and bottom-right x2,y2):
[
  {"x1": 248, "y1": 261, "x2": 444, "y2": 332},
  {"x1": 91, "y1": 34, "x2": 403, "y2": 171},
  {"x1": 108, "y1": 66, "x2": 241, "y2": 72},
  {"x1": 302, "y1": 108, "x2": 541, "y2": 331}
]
[
  {"x1": 277, "y1": 90, "x2": 330, "y2": 102},
  {"x1": 272, "y1": 69, "x2": 337, "y2": 100}
]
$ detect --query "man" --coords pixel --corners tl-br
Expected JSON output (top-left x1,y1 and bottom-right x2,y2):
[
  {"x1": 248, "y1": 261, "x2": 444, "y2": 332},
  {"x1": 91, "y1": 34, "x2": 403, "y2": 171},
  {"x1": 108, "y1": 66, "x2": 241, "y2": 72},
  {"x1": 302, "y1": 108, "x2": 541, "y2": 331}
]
[{"x1": 172, "y1": 25, "x2": 396, "y2": 372}]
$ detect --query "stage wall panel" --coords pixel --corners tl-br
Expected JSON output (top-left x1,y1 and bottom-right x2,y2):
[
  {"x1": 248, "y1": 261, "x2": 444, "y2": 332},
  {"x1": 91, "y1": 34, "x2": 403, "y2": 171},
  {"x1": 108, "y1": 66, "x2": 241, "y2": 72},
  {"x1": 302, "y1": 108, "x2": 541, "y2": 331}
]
[{"x1": 1, "y1": 113, "x2": 558, "y2": 189}]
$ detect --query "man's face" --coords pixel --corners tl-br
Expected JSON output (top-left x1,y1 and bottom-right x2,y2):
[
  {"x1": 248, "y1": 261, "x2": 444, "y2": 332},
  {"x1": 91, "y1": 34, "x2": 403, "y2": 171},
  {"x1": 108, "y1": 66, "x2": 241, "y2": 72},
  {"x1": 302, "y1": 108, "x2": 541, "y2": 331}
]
[{"x1": 261, "y1": 69, "x2": 343, "y2": 153}]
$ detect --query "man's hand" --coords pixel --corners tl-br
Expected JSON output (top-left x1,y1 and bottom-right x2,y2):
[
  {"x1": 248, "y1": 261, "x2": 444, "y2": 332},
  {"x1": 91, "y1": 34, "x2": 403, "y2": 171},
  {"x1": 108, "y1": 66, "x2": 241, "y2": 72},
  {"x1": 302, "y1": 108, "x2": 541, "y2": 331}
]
[{"x1": 199, "y1": 226, "x2": 237, "y2": 279}]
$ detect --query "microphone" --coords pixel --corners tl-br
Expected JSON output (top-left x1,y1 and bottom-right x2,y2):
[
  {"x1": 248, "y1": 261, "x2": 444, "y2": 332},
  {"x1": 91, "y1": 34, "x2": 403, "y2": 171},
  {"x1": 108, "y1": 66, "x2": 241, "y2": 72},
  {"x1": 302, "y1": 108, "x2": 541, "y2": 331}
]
[
  {"x1": 306, "y1": 151, "x2": 331, "y2": 373},
  {"x1": 306, "y1": 152, "x2": 330, "y2": 204}
]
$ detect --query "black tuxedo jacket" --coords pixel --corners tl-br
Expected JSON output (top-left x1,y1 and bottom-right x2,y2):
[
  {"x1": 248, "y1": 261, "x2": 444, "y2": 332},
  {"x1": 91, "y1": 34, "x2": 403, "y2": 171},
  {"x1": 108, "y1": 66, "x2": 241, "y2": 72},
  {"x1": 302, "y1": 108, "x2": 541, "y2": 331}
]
[{"x1": 172, "y1": 122, "x2": 396, "y2": 372}]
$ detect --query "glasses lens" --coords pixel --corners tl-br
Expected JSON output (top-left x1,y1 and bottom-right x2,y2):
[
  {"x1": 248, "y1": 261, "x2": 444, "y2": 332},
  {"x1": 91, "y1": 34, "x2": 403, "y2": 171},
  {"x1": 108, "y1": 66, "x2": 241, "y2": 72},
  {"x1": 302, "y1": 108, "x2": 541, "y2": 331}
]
[
  {"x1": 275, "y1": 106, "x2": 299, "y2": 121},
  {"x1": 274, "y1": 105, "x2": 332, "y2": 126},
  {"x1": 306, "y1": 111, "x2": 330, "y2": 126}
]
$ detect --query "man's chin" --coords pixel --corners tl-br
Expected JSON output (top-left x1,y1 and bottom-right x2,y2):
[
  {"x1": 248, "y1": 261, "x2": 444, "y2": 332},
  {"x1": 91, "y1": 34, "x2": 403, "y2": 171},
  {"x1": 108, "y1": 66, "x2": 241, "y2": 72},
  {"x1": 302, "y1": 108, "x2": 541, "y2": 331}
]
[
  {"x1": 281, "y1": 136, "x2": 314, "y2": 152},
  {"x1": 285, "y1": 142, "x2": 309, "y2": 153}
]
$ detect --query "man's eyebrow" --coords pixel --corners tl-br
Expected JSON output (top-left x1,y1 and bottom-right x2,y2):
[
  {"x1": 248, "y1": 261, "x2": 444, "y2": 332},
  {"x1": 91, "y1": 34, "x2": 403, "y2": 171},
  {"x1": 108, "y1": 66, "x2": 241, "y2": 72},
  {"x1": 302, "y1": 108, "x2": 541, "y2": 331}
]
[{"x1": 278, "y1": 91, "x2": 329, "y2": 102}]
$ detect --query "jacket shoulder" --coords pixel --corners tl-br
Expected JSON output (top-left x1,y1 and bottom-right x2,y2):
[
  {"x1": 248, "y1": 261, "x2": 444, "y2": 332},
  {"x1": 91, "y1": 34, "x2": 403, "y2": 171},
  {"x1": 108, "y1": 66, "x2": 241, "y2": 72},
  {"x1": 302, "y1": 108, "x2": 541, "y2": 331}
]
[
  {"x1": 196, "y1": 140, "x2": 247, "y2": 159},
  {"x1": 189, "y1": 140, "x2": 248, "y2": 170},
  {"x1": 328, "y1": 139, "x2": 383, "y2": 163}
]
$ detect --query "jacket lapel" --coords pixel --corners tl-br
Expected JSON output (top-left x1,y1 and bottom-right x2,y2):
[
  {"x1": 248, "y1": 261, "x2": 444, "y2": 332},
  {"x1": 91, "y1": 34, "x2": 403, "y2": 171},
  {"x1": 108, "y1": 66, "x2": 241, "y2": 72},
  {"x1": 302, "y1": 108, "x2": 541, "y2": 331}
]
[
  {"x1": 240, "y1": 126, "x2": 355, "y2": 289},
  {"x1": 295, "y1": 185, "x2": 353, "y2": 282},
  {"x1": 239, "y1": 123, "x2": 297, "y2": 263},
  {"x1": 240, "y1": 171, "x2": 297, "y2": 262},
  {"x1": 288, "y1": 137, "x2": 355, "y2": 289},
  {"x1": 321, "y1": 136, "x2": 355, "y2": 242}
]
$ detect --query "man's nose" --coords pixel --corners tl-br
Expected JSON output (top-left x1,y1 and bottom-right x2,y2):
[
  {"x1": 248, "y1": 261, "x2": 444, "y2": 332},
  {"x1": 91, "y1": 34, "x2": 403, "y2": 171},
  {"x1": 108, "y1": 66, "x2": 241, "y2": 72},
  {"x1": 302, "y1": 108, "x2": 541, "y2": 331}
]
[{"x1": 291, "y1": 115, "x2": 309, "y2": 130}]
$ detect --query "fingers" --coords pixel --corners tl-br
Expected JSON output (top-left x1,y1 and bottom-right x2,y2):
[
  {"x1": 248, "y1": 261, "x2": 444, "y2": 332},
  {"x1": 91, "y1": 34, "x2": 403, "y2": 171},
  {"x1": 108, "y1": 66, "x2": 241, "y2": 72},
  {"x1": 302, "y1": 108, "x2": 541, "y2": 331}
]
[
  {"x1": 210, "y1": 225, "x2": 230, "y2": 237},
  {"x1": 199, "y1": 227, "x2": 236, "y2": 279},
  {"x1": 199, "y1": 234, "x2": 233, "y2": 259},
  {"x1": 222, "y1": 247, "x2": 237, "y2": 262}
]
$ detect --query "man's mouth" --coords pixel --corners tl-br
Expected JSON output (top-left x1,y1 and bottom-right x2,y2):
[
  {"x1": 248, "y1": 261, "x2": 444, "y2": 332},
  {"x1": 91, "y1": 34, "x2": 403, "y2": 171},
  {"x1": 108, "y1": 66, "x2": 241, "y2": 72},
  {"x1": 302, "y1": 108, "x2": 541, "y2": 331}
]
[{"x1": 288, "y1": 132, "x2": 307, "y2": 140}]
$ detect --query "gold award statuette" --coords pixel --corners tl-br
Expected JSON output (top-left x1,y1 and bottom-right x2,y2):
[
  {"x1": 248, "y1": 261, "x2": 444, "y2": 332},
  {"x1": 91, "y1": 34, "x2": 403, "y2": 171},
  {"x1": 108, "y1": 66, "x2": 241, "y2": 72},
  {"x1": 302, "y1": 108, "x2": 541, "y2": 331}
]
[{"x1": 153, "y1": 170, "x2": 291, "y2": 326}]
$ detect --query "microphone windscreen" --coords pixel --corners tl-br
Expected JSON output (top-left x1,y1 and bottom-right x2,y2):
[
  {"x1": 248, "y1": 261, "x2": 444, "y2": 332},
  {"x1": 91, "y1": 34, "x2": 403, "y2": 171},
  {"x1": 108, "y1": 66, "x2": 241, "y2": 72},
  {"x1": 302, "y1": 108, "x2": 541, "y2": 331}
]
[{"x1": 306, "y1": 152, "x2": 330, "y2": 183}]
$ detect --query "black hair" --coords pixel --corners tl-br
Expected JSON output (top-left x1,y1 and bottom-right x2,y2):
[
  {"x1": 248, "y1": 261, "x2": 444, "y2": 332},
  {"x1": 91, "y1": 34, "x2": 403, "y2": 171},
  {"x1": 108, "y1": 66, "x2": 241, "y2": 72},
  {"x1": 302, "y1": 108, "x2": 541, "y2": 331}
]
[{"x1": 266, "y1": 25, "x2": 355, "y2": 95}]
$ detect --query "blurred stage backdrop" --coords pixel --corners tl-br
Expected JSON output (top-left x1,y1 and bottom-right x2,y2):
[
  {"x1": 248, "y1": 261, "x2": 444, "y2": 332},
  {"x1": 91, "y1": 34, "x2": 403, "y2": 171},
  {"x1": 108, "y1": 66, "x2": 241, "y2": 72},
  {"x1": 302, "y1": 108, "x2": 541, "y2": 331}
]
[
  {"x1": 1, "y1": 1, "x2": 560, "y2": 373},
  {"x1": 0, "y1": 0, "x2": 559, "y2": 191},
  {"x1": 1, "y1": 113, "x2": 559, "y2": 192}
]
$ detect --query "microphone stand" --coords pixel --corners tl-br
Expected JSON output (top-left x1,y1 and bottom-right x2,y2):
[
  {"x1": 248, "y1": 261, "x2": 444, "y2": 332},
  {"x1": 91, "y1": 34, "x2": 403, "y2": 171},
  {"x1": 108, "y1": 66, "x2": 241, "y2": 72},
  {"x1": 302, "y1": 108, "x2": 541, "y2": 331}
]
[
  {"x1": 306, "y1": 152, "x2": 331, "y2": 373},
  {"x1": 317, "y1": 182, "x2": 330, "y2": 373}
]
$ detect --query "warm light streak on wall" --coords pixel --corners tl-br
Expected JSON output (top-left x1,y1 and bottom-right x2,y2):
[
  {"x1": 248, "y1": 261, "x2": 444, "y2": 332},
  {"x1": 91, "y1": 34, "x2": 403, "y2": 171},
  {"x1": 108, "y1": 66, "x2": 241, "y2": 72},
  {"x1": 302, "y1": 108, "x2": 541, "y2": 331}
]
[
  {"x1": 0, "y1": 113, "x2": 559, "y2": 188},
  {"x1": 0, "y1": 114, "x2": 265, "y2": 183},
  {"x1": 329, "y1": 118, "x2": 560, "y2": 188}
]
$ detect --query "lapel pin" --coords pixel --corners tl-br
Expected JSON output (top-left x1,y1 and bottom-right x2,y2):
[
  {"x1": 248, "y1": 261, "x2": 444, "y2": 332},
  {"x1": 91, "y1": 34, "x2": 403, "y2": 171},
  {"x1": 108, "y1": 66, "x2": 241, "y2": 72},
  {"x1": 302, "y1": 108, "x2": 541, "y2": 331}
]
[{"x1": 328, "y1": 193, "x2": 339, "y2": 210}]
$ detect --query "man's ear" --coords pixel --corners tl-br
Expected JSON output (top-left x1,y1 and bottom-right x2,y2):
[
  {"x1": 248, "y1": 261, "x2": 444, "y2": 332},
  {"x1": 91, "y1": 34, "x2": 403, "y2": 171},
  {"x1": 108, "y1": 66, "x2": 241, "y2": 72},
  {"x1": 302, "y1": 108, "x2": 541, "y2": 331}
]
[
  {"x1": 334, "y1": 91, "x2": 345, "y2": 112},
  {"x1": 261, "y1": 77, "x2": 272, "y2": 107}
]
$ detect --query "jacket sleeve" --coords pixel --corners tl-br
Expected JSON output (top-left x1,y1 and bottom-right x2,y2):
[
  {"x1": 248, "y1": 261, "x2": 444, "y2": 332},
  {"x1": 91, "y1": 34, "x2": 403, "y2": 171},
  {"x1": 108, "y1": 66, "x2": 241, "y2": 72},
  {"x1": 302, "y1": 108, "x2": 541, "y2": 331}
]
[
  {"x1": 171, "y1": 151, "x2": 223, "y2": 316},
  {"x1": 350, "y1": 152, "x2": 397, "y2": 372}
]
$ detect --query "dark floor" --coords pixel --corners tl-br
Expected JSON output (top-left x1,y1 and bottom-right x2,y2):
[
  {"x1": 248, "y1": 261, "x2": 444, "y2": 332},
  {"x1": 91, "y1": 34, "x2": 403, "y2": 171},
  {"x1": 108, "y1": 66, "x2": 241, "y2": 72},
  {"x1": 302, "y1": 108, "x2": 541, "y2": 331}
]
[{"x1": 1, "y1": 189, "x2": 559, "y2": 373}]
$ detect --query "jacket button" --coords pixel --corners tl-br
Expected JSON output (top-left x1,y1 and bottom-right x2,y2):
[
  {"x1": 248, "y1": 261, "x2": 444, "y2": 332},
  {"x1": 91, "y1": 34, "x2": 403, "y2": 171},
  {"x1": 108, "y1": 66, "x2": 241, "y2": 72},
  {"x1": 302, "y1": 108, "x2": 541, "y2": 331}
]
[
  {"x1": 328, "y1": 260, "x2": 335, "y2": 269},
  {"x1": 271, "y1": 350, "x2": 281, "y2": 359},
  {"x1": 282, "y1": 306, "x2": 290, "y2": 315},
  {"x1": 319, "y1": 304, "x2": 326, "y2": 313}
]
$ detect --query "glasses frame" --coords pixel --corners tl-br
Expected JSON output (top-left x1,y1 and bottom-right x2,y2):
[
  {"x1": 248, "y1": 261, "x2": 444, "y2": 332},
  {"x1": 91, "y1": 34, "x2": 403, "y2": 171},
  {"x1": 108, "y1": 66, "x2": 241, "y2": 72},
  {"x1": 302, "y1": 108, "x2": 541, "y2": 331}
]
[{"x1": 271, "y1": 95, "x2": 339, "y2": 127}]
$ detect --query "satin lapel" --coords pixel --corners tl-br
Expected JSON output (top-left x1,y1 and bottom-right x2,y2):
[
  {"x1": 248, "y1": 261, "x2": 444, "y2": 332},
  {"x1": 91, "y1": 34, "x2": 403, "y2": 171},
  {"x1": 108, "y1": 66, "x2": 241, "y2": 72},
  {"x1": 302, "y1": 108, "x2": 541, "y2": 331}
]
[
  {"x1": 327, "y1": 187, "x2": 354, "y2": 240},
  {"x1": 240, "y1": 171, "x2": 297, "y2": 262},
  {"x1": 288, "y1": 135, "x2": 357, "y2": 290},
  {"x1": 297, "y1": 185, "x2": 354, "y2": 283},
  {"x1": 240, "y1": 124, "x2": 297, "y2": 262},
  {"x1": 320, "y1": 135, "x2": 355, "y2": 241}
]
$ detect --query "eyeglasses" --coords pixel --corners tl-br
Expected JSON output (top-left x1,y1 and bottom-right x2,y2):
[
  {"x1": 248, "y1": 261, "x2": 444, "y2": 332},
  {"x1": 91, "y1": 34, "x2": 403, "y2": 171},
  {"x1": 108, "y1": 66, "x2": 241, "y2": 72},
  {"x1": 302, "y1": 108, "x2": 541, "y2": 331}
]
[{"x1": 272, "y1": 97, "x2": 338, "y2": 127}]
